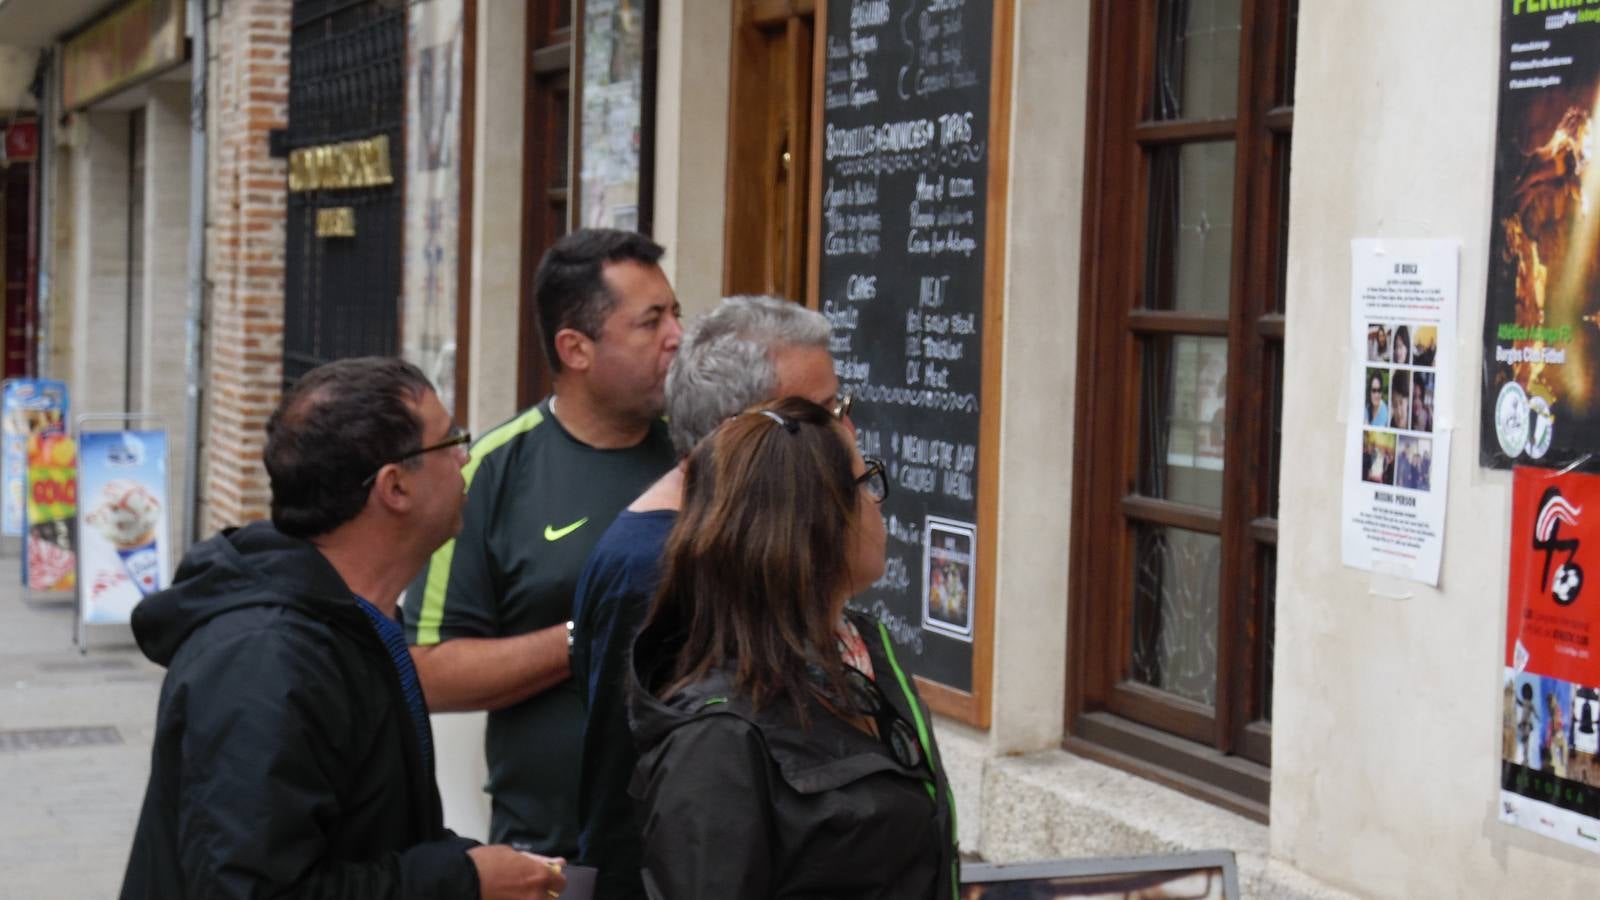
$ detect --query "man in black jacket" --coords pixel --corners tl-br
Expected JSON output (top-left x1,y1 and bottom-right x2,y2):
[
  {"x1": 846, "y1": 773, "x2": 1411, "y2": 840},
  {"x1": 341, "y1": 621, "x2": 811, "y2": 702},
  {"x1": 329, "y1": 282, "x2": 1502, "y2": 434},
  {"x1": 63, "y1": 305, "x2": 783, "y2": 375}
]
[{"x1": 119, "y1": 357, "x2": 565, "y2": 900}]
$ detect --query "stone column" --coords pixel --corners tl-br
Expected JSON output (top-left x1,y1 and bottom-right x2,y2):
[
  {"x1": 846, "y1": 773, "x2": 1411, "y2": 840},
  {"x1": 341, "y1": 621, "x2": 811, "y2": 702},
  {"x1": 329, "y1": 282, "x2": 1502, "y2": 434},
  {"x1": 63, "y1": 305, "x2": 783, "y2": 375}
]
[{"x1": 68, "y1": 111, "x2": 131, "y2": 416}]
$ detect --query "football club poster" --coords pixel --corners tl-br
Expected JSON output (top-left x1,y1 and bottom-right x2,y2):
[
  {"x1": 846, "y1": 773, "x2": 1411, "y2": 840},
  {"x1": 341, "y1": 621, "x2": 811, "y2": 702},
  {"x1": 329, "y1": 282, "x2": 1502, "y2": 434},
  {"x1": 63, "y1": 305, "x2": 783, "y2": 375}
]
[
  {"x1": 1481, "y1": 4, "x2": 1600, "y2": 471},
  {"x1": 1501, "y1": 467, "x2": 1600, "y2": 852}
]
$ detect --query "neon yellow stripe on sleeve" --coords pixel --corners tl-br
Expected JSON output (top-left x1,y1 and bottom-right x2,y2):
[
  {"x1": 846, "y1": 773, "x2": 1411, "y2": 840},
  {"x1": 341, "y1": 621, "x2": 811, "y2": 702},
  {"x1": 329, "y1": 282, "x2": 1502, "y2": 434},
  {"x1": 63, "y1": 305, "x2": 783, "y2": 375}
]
[{"x1": 412, "y1": 406, "x2": 546, "y2": 644}]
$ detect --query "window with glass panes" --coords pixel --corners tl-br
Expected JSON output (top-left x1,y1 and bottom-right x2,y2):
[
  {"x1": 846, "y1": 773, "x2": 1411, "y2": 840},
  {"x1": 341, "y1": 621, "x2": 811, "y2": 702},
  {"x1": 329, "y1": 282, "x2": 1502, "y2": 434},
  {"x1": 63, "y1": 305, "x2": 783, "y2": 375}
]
[{"x1": 1068, "y1": 0, "x2": 1296, "y2": 822}]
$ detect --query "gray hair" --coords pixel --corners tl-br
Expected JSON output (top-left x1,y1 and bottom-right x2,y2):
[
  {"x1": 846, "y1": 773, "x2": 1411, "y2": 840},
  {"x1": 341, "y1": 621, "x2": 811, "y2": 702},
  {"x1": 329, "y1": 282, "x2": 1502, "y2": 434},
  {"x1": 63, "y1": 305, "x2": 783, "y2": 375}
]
[{"x1": 665, "y1": 295, "x2": 832, "y2": 455}]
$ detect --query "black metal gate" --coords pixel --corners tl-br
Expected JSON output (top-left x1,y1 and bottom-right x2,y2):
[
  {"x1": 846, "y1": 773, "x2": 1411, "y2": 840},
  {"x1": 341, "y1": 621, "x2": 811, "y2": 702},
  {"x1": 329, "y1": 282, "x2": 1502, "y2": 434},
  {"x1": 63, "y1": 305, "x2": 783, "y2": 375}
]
[{"x1": 283, "y1": 0, "x2": 405, "y2": 385}]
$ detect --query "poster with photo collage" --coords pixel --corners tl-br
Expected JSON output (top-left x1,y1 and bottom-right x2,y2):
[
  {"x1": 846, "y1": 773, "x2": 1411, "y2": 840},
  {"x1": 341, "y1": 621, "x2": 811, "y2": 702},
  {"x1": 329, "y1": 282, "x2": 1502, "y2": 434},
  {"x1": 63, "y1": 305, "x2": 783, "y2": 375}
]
[{"x1": 1341, "y1": 240, "x2": 1457, "y2": 586}]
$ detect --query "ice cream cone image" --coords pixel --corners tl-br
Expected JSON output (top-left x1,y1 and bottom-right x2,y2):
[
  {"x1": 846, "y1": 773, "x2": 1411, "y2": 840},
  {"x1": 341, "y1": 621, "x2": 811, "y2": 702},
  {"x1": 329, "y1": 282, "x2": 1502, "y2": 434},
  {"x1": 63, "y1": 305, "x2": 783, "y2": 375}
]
[{"x1": 86, "y1": 480, "x2": 163, "y2": 597}]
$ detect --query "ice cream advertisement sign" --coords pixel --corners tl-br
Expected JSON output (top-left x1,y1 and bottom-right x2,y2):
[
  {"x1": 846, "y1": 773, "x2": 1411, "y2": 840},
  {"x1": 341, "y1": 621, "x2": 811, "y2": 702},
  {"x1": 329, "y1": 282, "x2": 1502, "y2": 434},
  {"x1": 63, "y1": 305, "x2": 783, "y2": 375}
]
[
  {"x1": 3, "y1": 380, "x2": 69, "y2": 537},
  {"x1": 77, "y1": 430, "x2": 169, "y2": 624}
]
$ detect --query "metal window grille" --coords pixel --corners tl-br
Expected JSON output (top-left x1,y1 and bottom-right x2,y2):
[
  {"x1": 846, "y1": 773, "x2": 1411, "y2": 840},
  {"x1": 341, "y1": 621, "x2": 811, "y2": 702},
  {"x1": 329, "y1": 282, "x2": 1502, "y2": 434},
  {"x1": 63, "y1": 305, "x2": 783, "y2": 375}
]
[{"x1": 283, "y1": 0, "x2": 406, "y2": 386}]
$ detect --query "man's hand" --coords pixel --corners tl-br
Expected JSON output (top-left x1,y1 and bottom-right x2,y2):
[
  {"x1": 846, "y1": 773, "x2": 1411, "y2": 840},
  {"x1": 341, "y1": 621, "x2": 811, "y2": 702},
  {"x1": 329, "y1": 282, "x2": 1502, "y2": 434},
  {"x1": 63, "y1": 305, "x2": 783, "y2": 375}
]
[{"x1": 468, "y1": 845, "x2": 568, "y2": 899}]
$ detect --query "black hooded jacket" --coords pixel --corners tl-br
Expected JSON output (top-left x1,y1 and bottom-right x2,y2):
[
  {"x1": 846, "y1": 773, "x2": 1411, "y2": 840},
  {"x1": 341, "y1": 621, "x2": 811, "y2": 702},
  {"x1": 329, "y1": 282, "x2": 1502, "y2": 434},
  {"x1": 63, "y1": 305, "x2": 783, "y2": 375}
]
[
  {"x1": 119, "y1": 522, "x2": 480, "y2": 900},
  {"x1": 627, "y1": 609, "x2": 960, "y2": 900}
]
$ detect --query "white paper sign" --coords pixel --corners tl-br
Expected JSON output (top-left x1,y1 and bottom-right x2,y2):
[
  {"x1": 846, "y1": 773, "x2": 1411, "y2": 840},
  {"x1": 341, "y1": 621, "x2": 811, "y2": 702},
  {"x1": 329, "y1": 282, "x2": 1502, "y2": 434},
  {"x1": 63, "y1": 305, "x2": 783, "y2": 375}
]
[{"x1": 1341, "y1": 239, "x2": 1458, "y2": 586}]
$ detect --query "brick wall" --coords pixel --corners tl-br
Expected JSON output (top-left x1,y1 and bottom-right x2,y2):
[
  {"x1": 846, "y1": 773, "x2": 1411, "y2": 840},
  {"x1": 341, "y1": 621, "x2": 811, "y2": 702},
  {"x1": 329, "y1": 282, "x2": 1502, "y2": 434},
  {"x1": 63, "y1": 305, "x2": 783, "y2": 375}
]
[{"x1": 200, "y1": 0, "x2": 290, "y2": 532}]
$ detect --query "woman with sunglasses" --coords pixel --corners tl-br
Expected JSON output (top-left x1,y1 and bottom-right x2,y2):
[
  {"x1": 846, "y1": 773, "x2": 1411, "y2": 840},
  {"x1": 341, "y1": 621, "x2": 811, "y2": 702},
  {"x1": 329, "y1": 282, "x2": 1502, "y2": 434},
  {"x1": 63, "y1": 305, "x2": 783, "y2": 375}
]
[
  {"x1": 1366, "y1": 372, "x2": 1391, "y2": 427},
  {"x1": 626, "y1": 396, "x2": 958, "y2": 899}
]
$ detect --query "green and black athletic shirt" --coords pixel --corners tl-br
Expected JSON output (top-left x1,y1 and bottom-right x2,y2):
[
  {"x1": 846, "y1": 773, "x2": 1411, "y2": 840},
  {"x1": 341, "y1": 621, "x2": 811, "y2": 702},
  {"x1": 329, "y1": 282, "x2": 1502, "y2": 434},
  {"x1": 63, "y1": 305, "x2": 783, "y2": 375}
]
[{"x1": 402, "y1": 397, "x2": 674, "y2": 855}]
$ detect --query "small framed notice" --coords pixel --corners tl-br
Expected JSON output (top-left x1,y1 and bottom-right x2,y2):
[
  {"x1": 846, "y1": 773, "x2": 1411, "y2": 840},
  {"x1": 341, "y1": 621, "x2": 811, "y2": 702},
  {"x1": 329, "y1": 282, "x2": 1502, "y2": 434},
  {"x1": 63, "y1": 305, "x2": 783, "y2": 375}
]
[{"x1": 923, "y1": 516, "x2": 976, "y2": 641}]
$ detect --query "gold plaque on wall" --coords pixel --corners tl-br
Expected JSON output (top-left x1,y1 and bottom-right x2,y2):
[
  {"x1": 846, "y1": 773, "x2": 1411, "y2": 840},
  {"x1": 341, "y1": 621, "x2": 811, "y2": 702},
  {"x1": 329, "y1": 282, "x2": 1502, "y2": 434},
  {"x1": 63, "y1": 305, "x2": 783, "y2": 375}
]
[{"x1": 315, "y1": 207, "x2": 356, "y2": 238}]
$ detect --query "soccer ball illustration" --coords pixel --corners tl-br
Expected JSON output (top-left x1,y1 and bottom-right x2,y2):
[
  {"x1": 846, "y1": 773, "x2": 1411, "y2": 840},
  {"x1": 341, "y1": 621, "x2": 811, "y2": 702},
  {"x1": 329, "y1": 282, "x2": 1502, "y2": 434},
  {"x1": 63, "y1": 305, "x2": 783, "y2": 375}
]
[{"x1": 1553, "y1": 563, "x2": 1584, "y2": 606}]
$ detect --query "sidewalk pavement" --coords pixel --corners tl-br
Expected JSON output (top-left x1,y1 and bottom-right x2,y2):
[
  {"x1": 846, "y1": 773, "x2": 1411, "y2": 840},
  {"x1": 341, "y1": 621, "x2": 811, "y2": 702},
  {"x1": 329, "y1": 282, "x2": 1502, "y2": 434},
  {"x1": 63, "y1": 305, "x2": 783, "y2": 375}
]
[{"x1": 0, "y1": 545, "x2": 163, "y2": 900}]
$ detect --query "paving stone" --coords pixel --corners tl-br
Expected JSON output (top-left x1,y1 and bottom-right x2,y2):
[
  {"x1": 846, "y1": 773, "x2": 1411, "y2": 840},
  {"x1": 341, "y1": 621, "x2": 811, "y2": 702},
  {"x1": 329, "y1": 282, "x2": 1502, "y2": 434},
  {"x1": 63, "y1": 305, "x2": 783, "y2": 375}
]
[{"x1": 0, "y1": 552, "x2": 161, "y2": 893}]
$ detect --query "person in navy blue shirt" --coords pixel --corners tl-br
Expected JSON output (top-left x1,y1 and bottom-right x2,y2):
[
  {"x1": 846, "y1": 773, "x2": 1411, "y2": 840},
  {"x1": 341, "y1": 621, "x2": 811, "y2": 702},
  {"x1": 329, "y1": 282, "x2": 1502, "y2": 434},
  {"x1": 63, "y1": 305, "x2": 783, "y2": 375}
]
[{"x1": 571, "y1": 295, "x2": 846, "y2": 900}]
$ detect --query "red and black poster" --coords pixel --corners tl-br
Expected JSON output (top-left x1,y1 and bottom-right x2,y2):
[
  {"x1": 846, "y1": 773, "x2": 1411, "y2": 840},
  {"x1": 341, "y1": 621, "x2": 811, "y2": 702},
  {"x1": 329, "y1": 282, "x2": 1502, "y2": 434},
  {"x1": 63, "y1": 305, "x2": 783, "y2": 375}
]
[
  {"x1": 1483, "y1": 4, "x2": 1600, "y2": 471},
  {"x1": 1501, "y1": 467, "x2": 1600, "y2": 851}
]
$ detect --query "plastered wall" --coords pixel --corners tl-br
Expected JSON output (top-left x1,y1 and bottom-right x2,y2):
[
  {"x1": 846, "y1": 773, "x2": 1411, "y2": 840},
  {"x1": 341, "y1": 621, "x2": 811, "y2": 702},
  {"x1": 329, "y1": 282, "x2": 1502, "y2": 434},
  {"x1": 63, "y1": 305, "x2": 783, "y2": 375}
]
[
  {"x1": 462, "y1": 0, "x2": 524, "y2": 436},
  {"x1": 68, "y1": 111, "x2": 130, "y2": 416},
  {"x1": 0, "y1": 46, "x2": 38, "y2": 109},
  {"x1": 982, "y1": 0, "x2": 1087, "y2": 756},
  {"x1": 1274, "y1": 2, "x2": 1600, "y2": 896},
  {"x1": 651, "y1": 0, "x2": 730, "y2": 317}
]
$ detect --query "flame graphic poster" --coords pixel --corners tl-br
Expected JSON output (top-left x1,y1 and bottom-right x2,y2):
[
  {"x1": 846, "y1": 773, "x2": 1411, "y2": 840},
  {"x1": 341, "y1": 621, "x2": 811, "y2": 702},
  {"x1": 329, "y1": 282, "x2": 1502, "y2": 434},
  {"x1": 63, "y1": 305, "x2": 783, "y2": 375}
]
[
  {"x1": 1501, "y1": 467, "x2": 1600, "y2": 853},
  {"x1": 1482, "y1": 3, "x2": 1600, "y2": 470}
]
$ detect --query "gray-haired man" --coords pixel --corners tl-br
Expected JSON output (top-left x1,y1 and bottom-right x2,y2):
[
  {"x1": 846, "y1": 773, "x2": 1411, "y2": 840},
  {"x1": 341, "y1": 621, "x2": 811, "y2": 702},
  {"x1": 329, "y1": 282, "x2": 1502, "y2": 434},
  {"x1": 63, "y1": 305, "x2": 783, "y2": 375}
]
[{"x1": 569, "y1": 295, "x2": 845, "y2": 900}]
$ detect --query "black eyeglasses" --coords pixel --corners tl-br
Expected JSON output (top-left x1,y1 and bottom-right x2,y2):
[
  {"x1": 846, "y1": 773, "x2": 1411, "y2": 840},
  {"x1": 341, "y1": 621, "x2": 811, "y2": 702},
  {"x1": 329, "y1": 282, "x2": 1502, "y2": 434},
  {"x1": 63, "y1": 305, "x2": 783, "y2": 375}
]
[
  {"x1": 843, "y1": 666, "x2": 926, "y2": 771},
  {"x1": 361, "y1": 425, "x2": 472, "y2": 487},
  {"x1": 856, "y1": 457, "x2": 888, "y2": 503}
]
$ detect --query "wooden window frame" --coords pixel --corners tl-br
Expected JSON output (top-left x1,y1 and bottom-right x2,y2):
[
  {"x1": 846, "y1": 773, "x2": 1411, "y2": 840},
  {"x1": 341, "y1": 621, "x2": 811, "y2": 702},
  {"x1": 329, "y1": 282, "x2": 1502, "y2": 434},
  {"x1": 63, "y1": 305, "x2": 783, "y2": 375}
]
[
  {"x1": 517, "y1": 0, "x2": 574, "y2": 409},
  {"x1": 1067, "y1": 0, "x2": 1295, "y2": 822},
  {"x1": 454, "y1": 0, "x2": 477, "y2": 423}
]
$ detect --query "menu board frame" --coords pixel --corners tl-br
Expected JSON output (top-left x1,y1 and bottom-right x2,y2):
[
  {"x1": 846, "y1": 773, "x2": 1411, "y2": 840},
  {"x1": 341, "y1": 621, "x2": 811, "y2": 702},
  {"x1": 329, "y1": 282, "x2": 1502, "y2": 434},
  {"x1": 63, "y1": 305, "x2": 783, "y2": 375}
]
[{"x1": 805, "y1": 0, "x2": 1014, "y2": 728}]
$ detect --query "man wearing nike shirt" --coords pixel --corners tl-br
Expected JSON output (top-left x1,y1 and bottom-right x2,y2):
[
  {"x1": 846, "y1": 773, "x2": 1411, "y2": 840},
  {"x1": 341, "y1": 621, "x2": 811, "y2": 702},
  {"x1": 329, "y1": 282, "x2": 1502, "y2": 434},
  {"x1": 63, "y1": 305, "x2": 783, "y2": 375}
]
[{"x1": 404, "y1": 229, "x2": 679, "y2": 857}]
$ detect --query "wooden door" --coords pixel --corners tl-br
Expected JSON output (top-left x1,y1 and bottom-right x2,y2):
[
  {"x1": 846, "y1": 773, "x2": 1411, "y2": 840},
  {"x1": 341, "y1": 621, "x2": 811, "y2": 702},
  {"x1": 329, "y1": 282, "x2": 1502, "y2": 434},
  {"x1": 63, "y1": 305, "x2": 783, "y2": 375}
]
[{"x1": 723, "y1": 0, "x2": 815, "y2": 303}]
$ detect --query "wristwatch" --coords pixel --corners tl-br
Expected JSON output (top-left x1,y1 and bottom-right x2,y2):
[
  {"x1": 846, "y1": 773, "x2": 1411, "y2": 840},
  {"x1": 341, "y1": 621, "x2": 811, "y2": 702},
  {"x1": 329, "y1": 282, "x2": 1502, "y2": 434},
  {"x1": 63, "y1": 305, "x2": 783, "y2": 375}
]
[{"x1": 566, "y1": 619, "x2": 575, "y2": 654}]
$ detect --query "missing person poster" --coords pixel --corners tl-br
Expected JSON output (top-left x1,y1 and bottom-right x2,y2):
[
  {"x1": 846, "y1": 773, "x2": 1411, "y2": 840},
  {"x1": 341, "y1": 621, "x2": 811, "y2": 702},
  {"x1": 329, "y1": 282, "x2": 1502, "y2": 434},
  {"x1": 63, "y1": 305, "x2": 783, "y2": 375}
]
[
  {"x1": 1482, "y1": 3, "x2": 1600, "y2": 470},
  {"x1": 1501, "y1": 467, "x2": 1600, "y2": 853},
  {"x1": 77, "y1": 430, "x2": 169, "y2": 624},
  {"x1": 1342, "y1": 239, "x2": 1457, "y2": 586},
  {"x1": 24, "y1": 433, "x2": 76, "y2": 593},
  {"x1": 3, "y1": 379, "x2": 69, "y2": 538}
]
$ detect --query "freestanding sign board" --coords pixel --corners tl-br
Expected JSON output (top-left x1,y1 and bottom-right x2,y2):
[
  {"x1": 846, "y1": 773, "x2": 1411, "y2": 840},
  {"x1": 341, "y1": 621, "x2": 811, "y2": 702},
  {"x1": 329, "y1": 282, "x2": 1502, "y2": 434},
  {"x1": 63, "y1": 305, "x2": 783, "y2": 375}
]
[
  {"x1": 24, "y1": 433, "x2": 77, "y2": 592},
  {"x1": 3, "y1": 379, "x2": 70, "y2": 538},
  {"x1": 76, "y1": 429, "x2": 170, "y2": 626}
]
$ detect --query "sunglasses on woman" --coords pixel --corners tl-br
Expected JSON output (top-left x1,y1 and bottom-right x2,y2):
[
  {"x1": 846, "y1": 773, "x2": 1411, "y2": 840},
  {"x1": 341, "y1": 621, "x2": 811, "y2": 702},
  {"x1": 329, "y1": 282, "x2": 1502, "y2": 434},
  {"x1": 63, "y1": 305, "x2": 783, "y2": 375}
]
[{"x1": 843, "y1": 666, "x2": 927, "y2": 771}]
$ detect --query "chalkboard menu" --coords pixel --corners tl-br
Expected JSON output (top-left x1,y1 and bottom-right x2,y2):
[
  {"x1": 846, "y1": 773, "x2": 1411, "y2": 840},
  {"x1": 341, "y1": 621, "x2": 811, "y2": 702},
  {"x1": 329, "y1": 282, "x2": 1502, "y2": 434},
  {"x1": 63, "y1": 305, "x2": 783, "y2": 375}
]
[{"x1": 819, "y1": 0, "x2": 997, "y2": 696}]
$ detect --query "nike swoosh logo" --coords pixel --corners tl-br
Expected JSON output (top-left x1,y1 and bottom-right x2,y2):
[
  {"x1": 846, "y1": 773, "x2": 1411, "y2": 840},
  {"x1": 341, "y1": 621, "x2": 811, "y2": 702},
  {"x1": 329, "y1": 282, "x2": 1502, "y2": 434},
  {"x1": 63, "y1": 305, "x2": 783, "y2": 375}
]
[{"x1": 544, "y1": 518, "x2": 589, "y2": 541}]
